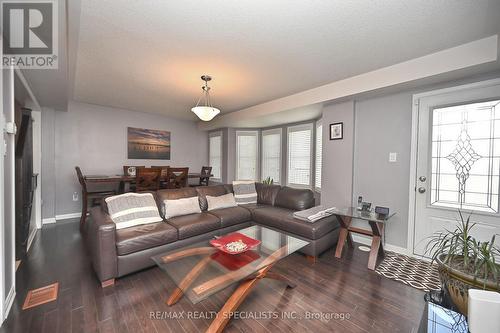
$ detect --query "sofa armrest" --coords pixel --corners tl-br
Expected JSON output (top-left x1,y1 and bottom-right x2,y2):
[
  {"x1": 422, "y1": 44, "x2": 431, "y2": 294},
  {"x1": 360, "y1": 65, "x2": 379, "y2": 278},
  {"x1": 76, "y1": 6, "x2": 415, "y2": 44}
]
[{"x1": 87, "y1": 206, "x2": 118, "y2": 282}]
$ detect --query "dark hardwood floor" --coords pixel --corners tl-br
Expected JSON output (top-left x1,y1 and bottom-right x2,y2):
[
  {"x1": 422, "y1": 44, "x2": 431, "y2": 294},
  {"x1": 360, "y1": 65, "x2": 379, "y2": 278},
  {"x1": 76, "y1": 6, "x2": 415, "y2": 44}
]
[{"x1": 1, "y1": 219, "x2": 425, "y2": 333}]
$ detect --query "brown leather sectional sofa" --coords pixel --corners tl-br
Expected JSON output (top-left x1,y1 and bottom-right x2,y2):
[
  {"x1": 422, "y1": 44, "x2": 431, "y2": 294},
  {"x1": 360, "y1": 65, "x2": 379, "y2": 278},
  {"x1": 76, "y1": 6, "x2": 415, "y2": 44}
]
[{"x1": 83, "y1": 183, "x2": 340, "y2": 287}]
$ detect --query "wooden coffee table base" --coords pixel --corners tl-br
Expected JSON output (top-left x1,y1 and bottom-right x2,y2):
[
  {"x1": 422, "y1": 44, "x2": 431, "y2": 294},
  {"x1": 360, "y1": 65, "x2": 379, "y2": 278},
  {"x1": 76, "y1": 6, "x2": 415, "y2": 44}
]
[
  {"x1": 164, "y1": 245, "x2": 295, "y2": 333},
  {"x1": 334, "y1": 215, "x2": 385, "y2": 270}
]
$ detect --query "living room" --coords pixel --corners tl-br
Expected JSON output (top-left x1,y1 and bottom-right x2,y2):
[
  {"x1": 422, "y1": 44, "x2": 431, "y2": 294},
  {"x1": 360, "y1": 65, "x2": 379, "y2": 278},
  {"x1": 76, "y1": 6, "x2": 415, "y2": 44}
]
[{"x1": 1, "y1": 1, "x2": 500, "y2": 332}]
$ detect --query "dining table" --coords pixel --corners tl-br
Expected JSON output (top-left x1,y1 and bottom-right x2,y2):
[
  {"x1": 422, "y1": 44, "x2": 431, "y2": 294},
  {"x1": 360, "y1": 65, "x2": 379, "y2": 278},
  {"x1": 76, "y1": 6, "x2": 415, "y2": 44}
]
[{"x1": 85, "y1": 173, "x2": 212, "y2": 193}]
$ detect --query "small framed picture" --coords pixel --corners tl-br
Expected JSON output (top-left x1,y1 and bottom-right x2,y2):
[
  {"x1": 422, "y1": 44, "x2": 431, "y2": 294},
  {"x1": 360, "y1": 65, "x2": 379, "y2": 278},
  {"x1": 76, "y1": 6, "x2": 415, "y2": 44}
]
[{"x1": 329, "y1": 122, "x2": 343, "y2": 140}]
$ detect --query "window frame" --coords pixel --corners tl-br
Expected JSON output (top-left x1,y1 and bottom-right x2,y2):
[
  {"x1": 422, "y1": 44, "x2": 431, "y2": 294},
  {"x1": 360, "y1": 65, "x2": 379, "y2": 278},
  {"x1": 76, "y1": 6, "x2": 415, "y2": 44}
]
[
  {"x1": 315, "y1": 119, "x2": 322, "y2": 192},
  {"x1": 208, "y1": 131, "x2": 223, "y2": 182},
  {"x1": 261, "y1": 128, "x2": 282, "y2": 184},
  {"x1": 286, "y1": 123, "x2": 314, "y2": 189},
  {"x1": 235, "y1": 130, "x2": 260, "y2": 181}
]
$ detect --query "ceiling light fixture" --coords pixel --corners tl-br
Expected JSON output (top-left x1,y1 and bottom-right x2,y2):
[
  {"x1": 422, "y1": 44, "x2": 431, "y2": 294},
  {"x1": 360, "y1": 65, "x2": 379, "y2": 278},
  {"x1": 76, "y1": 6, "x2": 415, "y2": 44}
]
[{"x1": 191, "y1": 75, "x2": 220, "y2": 121}]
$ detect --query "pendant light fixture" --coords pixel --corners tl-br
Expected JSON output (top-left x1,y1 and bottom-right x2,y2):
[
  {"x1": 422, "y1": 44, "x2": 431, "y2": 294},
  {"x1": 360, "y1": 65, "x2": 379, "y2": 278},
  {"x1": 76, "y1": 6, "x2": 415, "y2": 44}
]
[{"x1": 191, "y1": 75, "x2": 220, "y2": 121}]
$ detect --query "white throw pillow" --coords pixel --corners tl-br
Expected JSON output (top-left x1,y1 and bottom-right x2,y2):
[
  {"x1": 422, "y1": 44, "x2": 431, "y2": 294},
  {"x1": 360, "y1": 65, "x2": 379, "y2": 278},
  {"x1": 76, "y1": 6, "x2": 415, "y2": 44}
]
[
  {"x1": 105, "y1": 193, "x2": 162, "y2": 230},
  {"x1": 232, "y1": 180, "x2": 257, "y2": 205},
  {"x1": 206, "y1": 193, "x2": 238, "y2": 211},
  {"x1": 163, "y1": 196, "x2": 201, "y2": 219}
]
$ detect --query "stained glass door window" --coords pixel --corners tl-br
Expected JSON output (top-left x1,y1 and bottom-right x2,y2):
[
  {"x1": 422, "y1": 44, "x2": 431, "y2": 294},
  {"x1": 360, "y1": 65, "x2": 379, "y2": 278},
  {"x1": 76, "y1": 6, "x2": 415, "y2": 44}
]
[{"x1": 431, "y1": 100, "x2": 500, "y2": 213}]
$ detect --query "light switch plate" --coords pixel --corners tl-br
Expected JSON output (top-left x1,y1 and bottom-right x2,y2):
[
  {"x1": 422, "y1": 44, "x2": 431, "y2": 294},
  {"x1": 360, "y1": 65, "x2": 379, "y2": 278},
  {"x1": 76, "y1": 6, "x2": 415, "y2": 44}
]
[{"x1": 389, "y1": 152, "x2": 397, "y2": 162}]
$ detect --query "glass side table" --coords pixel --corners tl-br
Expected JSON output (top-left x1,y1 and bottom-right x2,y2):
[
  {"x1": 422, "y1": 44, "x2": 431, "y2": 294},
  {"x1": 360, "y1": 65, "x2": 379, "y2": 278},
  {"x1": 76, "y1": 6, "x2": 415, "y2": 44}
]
[{"x1": 331, "y1": 207, "x2": 396, "y2": 270}]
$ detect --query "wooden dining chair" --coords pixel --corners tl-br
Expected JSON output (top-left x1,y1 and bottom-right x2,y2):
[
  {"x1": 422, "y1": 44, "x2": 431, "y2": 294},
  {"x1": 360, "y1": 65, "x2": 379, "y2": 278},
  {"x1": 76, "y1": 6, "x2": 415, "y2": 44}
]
[
  {"x1": 123, "y1": 166, "x2": 144, "y2": 191},
  {"x1": 151, "y1": 166, "x2": 170, "y2": 189},
  {"x1": 123, "y1": 166, "x2": 146, "y2": 176},
  {"x1": 199, "y1": 166, "x2": 212, "y2": 186},
  {"x1": 135, "y1": 167, "x2": 161, "y2": 192},
  {"x1": 190, "y1": 166, "x2": 212, "y2": 187},
  {"x1": 75, "y1": 166, "x2": 117, "y2": 230},
  {"x1": 166, "y1": 167, "x2": 189, "y2": 188}
]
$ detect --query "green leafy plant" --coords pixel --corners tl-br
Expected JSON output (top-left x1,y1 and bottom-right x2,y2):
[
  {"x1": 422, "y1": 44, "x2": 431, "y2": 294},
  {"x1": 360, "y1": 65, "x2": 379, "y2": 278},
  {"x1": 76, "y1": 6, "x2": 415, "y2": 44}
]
[
  {"x1": 425, "y1": 210, "x2": 500, "y2": 287},
  {"x1": 262, "y1": 177, "x2": 274, "y2": 185}
]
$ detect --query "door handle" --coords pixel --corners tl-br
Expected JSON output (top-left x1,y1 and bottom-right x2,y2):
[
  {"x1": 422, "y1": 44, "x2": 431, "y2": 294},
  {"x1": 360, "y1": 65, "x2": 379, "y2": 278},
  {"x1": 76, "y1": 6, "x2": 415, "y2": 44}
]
[
  {"x1": 418, "y1": 187, "x2": 426, "y2": 193},
  {"x1": 419, "y1": 176, "x2": 426, "y2": 182}
]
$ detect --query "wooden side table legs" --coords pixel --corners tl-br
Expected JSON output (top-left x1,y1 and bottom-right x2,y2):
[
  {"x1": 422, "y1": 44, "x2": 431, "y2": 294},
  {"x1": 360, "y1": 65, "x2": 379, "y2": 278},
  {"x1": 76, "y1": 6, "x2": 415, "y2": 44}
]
[
  {"x1": 334, "y1": 216, "x2": 353, "y2": 258},
  {"x1": 334, "y1": 215, "x2": 385, "y2": 270},
  {"x1": 367, "y1": 221, "x2": 385, "y2": 270}
]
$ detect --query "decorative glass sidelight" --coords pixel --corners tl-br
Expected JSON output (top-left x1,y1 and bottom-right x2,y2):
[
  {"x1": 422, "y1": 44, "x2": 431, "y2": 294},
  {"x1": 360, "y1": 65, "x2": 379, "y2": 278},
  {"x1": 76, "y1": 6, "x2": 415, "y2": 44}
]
[{"x1": 430, "y1": 100, "x2": 500, "y2": 213}]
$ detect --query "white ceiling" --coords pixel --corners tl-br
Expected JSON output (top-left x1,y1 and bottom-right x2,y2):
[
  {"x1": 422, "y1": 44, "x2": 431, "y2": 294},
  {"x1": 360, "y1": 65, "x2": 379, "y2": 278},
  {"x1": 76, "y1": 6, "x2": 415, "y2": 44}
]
[{"x1": 71, "y1": 0, "x2": 500, "y2": 121}]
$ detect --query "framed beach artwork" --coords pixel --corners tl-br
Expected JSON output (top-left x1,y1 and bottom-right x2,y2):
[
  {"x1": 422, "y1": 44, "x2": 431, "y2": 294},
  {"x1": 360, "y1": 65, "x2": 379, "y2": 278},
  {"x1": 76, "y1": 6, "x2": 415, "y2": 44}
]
[
  {"x1": 127, "y1": 127, "x2": 171, "y2": 159},
  {"x1": 329, "y1": 122, "x2": 343, "y2": 140}
]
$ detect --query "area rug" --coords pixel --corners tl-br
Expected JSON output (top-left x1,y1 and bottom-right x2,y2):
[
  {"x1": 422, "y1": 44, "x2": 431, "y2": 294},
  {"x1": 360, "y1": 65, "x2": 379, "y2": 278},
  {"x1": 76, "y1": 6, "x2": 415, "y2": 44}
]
[{"x1": 376, "y1": 251, "x2": 441, "y2": 292}]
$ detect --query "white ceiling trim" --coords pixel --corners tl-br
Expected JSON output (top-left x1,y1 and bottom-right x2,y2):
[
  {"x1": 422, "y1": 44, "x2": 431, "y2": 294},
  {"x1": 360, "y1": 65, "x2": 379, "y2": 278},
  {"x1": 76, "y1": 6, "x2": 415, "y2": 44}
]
[{"x1": 199, "y1": 35, "x2": 498, "y2": 131}]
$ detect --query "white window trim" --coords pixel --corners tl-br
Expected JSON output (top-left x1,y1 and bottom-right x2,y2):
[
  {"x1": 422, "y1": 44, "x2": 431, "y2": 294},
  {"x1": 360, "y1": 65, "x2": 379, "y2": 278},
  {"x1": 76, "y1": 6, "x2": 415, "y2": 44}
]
[
  {"x1": 286, "y1": 123, "x2": 314, "y2": 189},
  {"x1": 315, "y1": 119, "x2": 322, "y2": 192},
  {"x1": 208, "y1": 131, "x2": 223, "y2": 182},
  {"x1": 261, "y1": 128, "x2": 282, "y2": 184},
  {"x1": 235, "y1": 130, "x2": 259, "y2": 181}
]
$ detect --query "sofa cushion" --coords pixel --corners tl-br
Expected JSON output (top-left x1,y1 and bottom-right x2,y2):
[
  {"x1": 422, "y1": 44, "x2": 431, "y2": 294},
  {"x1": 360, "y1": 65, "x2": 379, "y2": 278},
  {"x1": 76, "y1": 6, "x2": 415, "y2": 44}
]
[
  {"x1": 156, "y1": 187, "x2": 199, "y2": 218},
  {"x1": 196, "y1": 185, "x2": 228, "y2": 211},
  {"x1": 207, "y1": 193, "x2": 237, "y2": 211},
  {"x1": 105, "y1": 192, "x2": 163, "y2": 230},
  {"x1": 167, "y1": 212, "x2": 221, "y2": 239},
  {"x1": 115, "y1": 222, "x2": 177, "y2": 255},
  {"x1": 208, "y1": 206, "x2": 252, "y2": 228},
  {"x1": 252, "y1": 206, "x2": 338, "y2": 240},
  {"x1": 274, "y1": 187, "x2": 315, "y2": 211},
  {"x1": 240, "y1": 203, "x2": 270, "y2": 213},
  {"x1": 255, "y1": 183, "x2": 281, "y2": 205}
]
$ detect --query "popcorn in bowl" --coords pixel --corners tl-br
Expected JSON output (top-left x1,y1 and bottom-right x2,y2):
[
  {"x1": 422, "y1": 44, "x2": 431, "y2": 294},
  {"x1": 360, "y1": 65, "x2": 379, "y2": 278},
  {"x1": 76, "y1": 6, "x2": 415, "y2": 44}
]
[{"x1": 224, "y1": 240, "x2": 248, "y2": 253}]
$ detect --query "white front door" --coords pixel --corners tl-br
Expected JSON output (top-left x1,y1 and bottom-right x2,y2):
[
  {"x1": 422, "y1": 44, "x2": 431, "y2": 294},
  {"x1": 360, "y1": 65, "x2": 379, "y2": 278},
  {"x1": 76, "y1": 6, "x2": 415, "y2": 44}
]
[{"x1": 413, "y1": 80, "x2": 500, "y2": 256}]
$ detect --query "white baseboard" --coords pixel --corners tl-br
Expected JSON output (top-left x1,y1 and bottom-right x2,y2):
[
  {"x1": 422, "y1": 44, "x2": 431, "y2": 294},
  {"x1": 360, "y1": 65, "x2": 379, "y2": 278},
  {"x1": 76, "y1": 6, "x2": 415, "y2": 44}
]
[
  {"x1": 42, "y1": 217, "x2": 56, "y2": 225},
  {"x1": 3, "y1": 286, "x2": 15, "y2": 321},
  {"x1": 42, "y1": 212, "x2": 81, "y2": 225},
  {"x1": 55, "y1": 212, "x2": 81, "y2": 220},
  {"x1": 351, "y1": 234, "x2": 409, "y2": 255},
  {"x1": 27, "y1": 228, "x2": 37, "y2": 252}
]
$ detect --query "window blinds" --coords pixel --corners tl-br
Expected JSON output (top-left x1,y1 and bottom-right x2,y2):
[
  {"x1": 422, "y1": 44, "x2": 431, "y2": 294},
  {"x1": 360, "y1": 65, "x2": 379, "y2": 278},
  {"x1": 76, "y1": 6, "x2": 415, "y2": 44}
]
[
  {"x1": 287, "y1": 124, "x2": 312, "y2": 186},
  {"x1": 315, "y1": 122, "x2": 322, "y2": 190},
  {"x1": 236, "y1": 131, "x2": 258, "y2": 180},
  {"x1": 261, "y1": 129, "x2": 281, "y2": 183},
  {"x1": 209, "y1": 133, "x2": 222, "y2": 180}
]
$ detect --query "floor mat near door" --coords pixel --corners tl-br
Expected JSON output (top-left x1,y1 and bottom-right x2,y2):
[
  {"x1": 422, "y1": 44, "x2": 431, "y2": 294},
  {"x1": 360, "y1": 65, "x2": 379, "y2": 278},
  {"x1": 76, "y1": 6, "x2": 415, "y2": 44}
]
[
  {"x1": 376, "y1": 251, "x2": 441, "y2": 292},
  {"x1": 22, "y1": 282, "x2": 59, "y2": 310}
]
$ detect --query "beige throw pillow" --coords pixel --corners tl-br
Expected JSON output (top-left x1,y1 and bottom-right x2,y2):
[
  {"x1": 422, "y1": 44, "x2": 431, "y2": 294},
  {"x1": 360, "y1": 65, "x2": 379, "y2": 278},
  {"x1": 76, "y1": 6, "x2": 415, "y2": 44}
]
[
  {"x1": 163, "y1": 196, "x2": 201, "y2": 219},
  {"x1": 206, "y1": 193, "x2": 238, "y2": 211}
]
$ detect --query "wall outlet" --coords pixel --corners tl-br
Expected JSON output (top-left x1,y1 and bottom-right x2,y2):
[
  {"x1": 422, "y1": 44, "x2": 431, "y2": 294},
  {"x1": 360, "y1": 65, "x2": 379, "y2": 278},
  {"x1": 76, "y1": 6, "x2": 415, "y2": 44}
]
[
  {"x1": 72, "y1": 192, "x2": 79, "y2": 201},
  {"x1": 389, "y1": 152, "x2": 397, "y2": 162}
]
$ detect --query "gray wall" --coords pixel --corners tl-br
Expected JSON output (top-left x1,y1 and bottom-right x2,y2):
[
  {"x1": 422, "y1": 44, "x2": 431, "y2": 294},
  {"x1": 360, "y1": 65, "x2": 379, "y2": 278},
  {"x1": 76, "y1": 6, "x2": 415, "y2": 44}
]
[
  {"x1": 321, "y1": 101, "x2": 355, "y2": 207},
  {"x1": 352, "y1": 93, "x2": 413, "y2": 248},
  {"x1": 42, "y1": 101, "x2": 208, "y2": 218},
  {"x1": 41, "y1": 107, "x2": 56, "y2": 219}
]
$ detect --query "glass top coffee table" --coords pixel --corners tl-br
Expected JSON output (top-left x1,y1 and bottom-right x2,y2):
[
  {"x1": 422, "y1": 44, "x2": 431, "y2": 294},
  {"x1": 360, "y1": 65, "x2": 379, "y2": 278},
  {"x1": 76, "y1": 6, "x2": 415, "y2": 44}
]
[{"x1": 152, "y1": 225, "x2": 309, "y2": 333}]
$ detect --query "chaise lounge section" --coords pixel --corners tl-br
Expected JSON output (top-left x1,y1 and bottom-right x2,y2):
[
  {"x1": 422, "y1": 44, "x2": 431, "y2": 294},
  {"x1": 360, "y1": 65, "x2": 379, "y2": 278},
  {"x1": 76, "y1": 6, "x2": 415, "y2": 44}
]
[{"x1": 84, "y1": 183, "x2": 340, "y2": 287}]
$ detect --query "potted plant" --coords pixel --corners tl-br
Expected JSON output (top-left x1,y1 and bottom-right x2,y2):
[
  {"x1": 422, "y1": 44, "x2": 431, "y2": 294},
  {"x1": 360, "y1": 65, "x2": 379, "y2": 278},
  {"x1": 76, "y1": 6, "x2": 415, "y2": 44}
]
[
  {"x1": 425, "y1": 210, "x2": 500, "y2": 315},
  {"x1": 262, "y1": 177, "x2": 274, "y2": 185}
]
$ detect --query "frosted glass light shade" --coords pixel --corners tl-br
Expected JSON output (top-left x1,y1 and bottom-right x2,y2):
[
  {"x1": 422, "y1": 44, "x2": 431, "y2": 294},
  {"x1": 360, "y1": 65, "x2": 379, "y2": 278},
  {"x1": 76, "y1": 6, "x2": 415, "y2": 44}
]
[{"x1": 191, "y1": 106, "x2": 220, "y2": 121}]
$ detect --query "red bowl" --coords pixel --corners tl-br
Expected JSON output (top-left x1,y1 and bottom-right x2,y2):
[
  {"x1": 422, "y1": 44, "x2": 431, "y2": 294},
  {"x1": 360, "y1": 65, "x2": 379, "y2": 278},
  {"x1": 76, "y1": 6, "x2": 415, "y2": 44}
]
[
  {"x1": 209, "y1": 232, "x2": 261, "y2": 254},
  {"x1": 210, "y1": 251, "x2": 261, "y2": 270}
]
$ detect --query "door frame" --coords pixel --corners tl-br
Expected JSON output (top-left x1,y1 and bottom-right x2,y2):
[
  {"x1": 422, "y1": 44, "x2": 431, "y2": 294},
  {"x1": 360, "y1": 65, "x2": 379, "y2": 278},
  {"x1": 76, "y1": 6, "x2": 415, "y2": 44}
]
[{"x1": 407, "y1": 77, "x2": 500, "y2": 255}]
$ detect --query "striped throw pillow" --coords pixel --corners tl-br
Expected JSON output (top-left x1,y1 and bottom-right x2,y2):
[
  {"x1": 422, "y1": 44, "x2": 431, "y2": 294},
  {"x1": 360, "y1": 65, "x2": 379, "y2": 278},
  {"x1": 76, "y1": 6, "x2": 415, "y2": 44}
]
[
  {"x1": 232, "y1": 181, "x2": 257, "y2": 205},
  {"x1": 105, "y1": 193, "x2": 162, "y2": 230}
]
